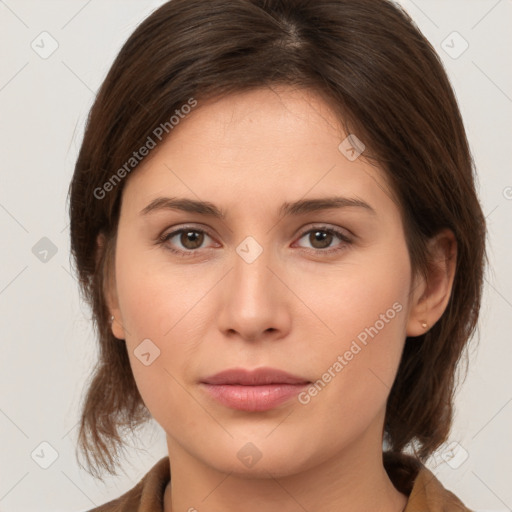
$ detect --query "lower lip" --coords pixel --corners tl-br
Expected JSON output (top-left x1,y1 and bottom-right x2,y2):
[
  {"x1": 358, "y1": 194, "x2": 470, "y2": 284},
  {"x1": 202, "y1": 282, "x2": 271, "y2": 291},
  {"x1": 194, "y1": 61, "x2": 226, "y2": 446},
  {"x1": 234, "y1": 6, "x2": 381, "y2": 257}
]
[{"x1": 200, "y1": 383, "x2": 309, "y2": 412}]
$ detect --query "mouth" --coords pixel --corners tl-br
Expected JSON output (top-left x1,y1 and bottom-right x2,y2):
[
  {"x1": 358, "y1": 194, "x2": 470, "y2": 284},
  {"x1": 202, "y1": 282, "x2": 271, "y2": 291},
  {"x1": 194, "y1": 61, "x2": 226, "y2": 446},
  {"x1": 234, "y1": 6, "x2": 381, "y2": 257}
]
[{"x1": 200, "y1": 367, "x2": 311, "y2": 412}]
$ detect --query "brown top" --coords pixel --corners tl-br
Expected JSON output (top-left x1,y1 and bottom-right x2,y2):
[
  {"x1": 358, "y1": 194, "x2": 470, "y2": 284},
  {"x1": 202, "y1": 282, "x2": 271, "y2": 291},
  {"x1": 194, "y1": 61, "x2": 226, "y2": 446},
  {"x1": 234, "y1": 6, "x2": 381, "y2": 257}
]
[{"x1": 86, "y1": 452, "x2": 473, "y2": 511}]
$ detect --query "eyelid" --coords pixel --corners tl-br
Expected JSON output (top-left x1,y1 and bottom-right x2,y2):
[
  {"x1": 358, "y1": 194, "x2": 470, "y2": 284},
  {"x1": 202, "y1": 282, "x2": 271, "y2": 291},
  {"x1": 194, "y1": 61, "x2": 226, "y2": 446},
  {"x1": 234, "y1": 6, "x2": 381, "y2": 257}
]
[{"x1": 294, "y1": 223, "x2": 354, "y2": 241}]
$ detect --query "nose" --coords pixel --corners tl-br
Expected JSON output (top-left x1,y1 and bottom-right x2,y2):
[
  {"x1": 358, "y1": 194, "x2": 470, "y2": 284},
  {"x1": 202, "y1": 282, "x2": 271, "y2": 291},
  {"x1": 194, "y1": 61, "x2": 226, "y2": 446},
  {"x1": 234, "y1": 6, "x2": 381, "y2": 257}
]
[{"x1": 216, "y1": 243, "x2": 292, "y2": 342}]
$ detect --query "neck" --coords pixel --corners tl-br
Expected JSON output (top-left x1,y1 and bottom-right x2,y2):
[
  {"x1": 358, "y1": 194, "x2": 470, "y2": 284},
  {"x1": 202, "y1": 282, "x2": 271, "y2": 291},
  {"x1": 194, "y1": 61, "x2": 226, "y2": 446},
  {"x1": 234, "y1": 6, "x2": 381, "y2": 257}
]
[{"x1": 163, "y1": 425, "x2": 408, "y2": 512}]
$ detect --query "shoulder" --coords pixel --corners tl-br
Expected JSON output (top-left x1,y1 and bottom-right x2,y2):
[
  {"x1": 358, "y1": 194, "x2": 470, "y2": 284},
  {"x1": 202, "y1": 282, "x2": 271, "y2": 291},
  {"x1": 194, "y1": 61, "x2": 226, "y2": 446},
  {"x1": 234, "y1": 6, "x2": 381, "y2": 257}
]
[
  {"x1": 384, "y1": 451, "x2": 474, "y2": 512},
  {"x1": 407, "y1": 465, "x2": 474, "y2": 511},
  {"x1": 84, "y1": 456, "x2": 170, "y2": 512}
]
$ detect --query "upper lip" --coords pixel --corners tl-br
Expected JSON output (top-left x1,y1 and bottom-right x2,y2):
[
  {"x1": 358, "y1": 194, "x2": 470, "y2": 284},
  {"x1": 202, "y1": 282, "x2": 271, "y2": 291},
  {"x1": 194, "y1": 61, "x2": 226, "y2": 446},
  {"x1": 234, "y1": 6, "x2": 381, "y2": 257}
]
[{"x1": 201, "y1": 367, "x2": 310, "y2": 385}]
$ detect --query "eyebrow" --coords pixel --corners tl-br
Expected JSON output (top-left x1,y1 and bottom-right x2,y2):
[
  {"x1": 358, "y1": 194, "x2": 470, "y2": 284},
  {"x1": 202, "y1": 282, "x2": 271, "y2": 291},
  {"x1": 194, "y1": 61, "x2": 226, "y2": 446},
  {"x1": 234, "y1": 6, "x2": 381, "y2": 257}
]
[{"x1": 140, "y1": 196, "x2": 376, "y2": 218}]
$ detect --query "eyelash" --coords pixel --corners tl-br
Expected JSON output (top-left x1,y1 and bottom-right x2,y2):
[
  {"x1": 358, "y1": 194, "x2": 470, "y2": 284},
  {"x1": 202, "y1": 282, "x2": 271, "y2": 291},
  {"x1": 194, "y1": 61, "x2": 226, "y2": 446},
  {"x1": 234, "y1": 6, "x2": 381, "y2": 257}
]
[{"x1": 157, "y1": 225, "x2": 353, "y2": 258}]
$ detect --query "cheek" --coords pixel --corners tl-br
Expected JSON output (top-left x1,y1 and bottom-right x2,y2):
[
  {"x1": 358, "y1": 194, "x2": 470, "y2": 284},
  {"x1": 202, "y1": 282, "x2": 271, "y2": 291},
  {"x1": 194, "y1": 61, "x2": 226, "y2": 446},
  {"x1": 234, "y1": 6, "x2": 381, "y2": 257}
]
[
  {"x1": 114, "y1": 239, "x2": 196, "y2": 340},
  {"x1": 113, "y1": 243, "x2": 211, "y2": 419},
  {"x1": 297, "y1": 242, "x2": 411, "y2": 415},
  {"x1": 303, "y1": 240, "x2": 411, "y2": 344}
]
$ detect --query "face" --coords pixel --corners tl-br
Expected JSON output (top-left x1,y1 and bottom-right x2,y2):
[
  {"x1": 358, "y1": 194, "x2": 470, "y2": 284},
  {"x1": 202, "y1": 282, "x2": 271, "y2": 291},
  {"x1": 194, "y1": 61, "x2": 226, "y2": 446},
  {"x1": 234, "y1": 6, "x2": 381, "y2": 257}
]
[{"x1": 107, "y1": 86, "x2": 424, "y2": 477}]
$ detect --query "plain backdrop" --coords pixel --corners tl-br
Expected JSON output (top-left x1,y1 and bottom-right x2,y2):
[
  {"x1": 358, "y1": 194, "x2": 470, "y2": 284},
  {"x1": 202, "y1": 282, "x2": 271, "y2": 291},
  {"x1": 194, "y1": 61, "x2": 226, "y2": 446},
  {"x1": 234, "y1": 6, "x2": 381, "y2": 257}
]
[{"x1": 0, "y1": 1, "x2": 511, "y2": 511}]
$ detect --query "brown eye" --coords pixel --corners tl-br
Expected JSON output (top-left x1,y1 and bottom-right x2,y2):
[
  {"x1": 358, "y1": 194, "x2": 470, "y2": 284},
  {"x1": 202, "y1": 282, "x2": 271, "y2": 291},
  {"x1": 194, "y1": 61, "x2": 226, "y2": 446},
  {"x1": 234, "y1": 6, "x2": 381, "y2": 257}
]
[
  {"x1": 309, "y1": 230, "x2": 334, "y2": 249},
  {"x1": 295, "y1": 226, "x2": 352, "y2": 254},
  {"x1": 160, "y1": 228, "x2": 213, "y2": 255},
  {"x1": 179, "y1": 230, "x2": 204, "y2": 250}
]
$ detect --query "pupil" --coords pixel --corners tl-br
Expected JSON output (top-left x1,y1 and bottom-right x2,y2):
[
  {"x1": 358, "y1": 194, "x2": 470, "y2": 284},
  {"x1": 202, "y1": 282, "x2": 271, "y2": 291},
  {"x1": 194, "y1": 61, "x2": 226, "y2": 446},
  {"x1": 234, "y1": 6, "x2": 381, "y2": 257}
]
[
  {"x1": 312, "y1": 230, "x2": 331, "y2": 248},
  {"x1": 182, "y1": 231, "x2": 202, "y2": 249}
]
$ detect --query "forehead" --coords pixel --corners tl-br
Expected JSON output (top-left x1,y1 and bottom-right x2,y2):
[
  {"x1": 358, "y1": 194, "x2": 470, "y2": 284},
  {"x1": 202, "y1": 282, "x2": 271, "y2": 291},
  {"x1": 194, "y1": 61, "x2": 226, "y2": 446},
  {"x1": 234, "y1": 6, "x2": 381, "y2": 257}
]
[{"x1": 121, "y1": 86, "x2": 397, "y2": 216}]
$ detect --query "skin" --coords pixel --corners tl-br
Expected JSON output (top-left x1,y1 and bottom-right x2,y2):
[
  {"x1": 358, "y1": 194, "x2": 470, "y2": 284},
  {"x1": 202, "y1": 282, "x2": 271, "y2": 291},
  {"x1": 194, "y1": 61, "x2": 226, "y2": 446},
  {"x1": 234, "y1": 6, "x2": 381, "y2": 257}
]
[{"x1": 104, "y1": 86, "x2": 456, "y2": 512}]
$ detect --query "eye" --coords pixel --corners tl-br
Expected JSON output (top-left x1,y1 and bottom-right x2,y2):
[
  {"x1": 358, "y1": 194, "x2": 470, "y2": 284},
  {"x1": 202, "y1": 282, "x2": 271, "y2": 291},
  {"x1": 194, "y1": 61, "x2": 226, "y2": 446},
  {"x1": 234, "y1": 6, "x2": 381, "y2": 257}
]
[
  {"x1": 159, "y1": 227, "x2": 216, "y2": 257},
  {"x1": 158, "y1": 224, "x2": 353, "y2": 257},
  {"x1": 294, "y1": 226, "x2": 352, "y2": 254}
]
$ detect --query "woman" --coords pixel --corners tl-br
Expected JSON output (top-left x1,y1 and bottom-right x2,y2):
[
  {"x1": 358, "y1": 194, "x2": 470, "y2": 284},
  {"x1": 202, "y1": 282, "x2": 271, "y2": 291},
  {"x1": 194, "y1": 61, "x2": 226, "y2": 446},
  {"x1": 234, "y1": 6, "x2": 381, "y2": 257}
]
[{"x1": 69, "y1": 0, "x2": 485, "y2": 510}]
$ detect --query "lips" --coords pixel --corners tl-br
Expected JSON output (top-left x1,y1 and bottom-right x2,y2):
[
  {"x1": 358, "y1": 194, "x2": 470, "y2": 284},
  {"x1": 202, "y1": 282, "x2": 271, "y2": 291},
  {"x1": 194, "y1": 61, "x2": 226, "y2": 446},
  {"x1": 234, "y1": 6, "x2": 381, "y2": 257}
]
[
  {"x1": 200, "y1": 367, "x2": 310, "y2": 412},
  {"x1": 201, "y1": 367, "x2": 310, "y2": 386}
]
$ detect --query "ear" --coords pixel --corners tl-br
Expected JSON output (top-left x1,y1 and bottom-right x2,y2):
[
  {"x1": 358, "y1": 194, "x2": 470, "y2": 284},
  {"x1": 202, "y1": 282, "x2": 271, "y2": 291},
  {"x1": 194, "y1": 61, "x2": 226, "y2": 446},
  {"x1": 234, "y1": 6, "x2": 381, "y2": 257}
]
[
  {"x1": 406, "y1": 229, "x2": 457, "y2": 337},
  {"x1": 96, "y1": 232, "x2": 126, "y2": 340}
]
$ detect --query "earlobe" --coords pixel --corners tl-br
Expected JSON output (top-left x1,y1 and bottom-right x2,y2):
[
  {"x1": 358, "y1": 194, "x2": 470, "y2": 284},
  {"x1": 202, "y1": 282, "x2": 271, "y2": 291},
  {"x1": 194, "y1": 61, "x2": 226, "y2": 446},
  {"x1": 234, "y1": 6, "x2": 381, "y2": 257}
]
[
  {"x1": 96, "y1": 232, "x2": 126, "y2": 340},
  {"x1": 406, "y1": 229, "x2": 457, "y2": 337},
  {"x1": 110, "y1": 314, "x2": 126, "y2": 341}
]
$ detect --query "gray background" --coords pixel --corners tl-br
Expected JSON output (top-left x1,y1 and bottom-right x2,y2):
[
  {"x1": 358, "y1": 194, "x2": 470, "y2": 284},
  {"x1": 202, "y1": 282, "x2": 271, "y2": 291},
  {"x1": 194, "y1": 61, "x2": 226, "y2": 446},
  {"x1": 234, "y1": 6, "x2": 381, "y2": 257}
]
[{"x1": 0, "y1": 1, "x2": 511, "y2": 511}]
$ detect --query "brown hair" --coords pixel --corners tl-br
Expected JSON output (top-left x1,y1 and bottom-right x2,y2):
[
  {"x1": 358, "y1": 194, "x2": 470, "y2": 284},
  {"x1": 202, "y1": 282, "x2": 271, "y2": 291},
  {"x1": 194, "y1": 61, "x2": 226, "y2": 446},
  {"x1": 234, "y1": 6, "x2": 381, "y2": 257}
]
[{"x1": 68, "y1": 0, "x2": 486, "y2": 478}]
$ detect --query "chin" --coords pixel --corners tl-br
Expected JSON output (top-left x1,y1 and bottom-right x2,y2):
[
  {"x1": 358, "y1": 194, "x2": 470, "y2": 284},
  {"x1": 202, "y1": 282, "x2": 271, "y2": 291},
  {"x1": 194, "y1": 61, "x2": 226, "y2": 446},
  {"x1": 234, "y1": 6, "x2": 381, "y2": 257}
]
[{"x1": 198, "y1": 437, "x2": 320, "y2": 479}]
